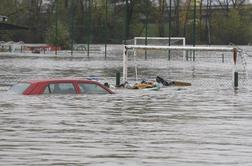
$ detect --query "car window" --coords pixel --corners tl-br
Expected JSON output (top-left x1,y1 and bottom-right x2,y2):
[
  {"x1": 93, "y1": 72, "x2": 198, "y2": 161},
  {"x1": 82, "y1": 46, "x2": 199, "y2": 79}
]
[
  {"x1": 78, "y1": 83, "x2": 108, "y2": 94},
  {"x1": 44, "y1": 83, "x2": 76, "y2": 94},
  {"x1": 9, "y1": 82, "x2": 31, "y2": 94}
]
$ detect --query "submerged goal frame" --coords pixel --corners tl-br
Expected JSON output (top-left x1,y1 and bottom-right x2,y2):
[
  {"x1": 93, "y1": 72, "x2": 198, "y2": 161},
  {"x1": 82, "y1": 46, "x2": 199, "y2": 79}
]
[{"x1": 122, "y1": 45, "x2": 239, "y2": 87}]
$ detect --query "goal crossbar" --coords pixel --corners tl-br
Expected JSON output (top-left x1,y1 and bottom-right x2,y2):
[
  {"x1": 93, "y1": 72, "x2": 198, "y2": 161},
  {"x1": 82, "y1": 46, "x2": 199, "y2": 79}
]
[
  {"x1": 123, "y1": 45, "x2": 238, "y2": 82},
  {"x1": 125, "y1": 45, "x2": 235, "y2": 52}
]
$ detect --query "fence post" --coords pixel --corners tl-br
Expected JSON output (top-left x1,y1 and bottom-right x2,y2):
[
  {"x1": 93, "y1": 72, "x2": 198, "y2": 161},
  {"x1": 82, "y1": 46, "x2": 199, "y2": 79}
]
[
  {"x1": 233, "y1": 48, "x2": 238, "y2": 89},
  {"x1": 222, "y1": 54, "x2": 224, "y2": 63},
  {"x1": 234, "y1": 71, "x2": 238, "y2": 88},
  {"x1": 116, "y1": 72, "x2": 121, "y2": 87}
]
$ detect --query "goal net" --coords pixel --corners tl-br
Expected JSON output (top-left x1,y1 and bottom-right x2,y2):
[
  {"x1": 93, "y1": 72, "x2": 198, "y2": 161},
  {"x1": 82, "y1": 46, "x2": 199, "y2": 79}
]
[
  {"x1": 133, "y1": 37, "x2": 185, "y2": 46},
  {"x1": 130, "y1": 37, "x2": 186, "y2": 59},
  {"x1": 122, "y1": 45, "x2": 248, "y2": 89}
]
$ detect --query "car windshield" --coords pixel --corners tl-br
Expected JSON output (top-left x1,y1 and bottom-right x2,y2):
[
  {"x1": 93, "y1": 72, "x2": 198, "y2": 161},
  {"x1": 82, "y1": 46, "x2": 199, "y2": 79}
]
[{"x1": 9, "y1": 82, "x2": 31, "y2": 94}]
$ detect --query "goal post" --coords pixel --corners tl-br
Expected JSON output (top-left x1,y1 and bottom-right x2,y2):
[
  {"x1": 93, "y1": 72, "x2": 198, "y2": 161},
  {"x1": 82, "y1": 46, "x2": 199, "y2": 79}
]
[{"x1": 122, "y1": 45, "x2": 240, "y2": 88}]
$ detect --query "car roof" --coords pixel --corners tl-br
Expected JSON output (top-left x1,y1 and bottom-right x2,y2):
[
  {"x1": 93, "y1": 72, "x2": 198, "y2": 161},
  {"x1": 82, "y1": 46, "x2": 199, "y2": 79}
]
[{"x1": 20, "y1": 78, "x2": 101, "y2": 84}]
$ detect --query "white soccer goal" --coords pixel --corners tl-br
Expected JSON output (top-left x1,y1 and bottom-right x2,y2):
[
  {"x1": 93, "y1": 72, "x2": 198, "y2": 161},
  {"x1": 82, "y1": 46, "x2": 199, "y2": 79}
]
[{"x1": 122, "y1": 45, "x2": 247, "y2": 88}]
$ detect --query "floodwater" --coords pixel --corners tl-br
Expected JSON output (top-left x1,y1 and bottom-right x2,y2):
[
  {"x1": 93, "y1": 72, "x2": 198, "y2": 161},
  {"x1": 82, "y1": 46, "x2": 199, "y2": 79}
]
[{"x1": 0, "y1": 46, "x2": 252, "y2": 165}]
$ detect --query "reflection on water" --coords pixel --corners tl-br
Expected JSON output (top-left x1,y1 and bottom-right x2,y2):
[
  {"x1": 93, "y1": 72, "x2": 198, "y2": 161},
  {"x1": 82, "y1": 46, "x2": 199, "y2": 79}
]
[{"x1": 1, "y1": 47, "x2": 252, "y2": 165}]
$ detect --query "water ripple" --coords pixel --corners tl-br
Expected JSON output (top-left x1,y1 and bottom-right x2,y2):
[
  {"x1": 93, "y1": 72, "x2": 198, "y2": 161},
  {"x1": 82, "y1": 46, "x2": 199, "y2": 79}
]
[{"x1": 1, "y1": 49, "x2": 252, "y2": 165}]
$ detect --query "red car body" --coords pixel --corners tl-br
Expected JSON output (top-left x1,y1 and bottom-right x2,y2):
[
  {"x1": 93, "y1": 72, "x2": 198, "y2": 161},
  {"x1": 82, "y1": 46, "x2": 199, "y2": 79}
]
[{"x1": 9, "y1": 79, "x2": 114, "y2": 95}]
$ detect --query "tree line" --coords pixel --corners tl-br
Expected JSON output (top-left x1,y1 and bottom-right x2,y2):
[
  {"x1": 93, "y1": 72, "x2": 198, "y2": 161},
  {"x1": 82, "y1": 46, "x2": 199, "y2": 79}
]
[{"x1": 0, "y1": 0, "x2": 251, "y2": 48}]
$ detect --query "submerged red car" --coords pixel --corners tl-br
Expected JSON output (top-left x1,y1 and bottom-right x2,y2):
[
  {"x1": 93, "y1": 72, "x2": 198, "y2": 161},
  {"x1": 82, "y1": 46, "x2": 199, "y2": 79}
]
[{"x1": 9, "y1": 79, "x2": 114, "y2": 95}]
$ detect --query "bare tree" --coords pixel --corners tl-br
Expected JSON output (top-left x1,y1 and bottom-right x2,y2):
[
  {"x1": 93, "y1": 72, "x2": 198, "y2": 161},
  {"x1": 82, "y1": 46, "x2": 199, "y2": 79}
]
[
  {"x1": 181, "y1": 0, "x2": 192, "y2": 37},
  {"x1": 157, "y1": 0, "x2": 166, "y2": 36},
  {"x1": 174, "y1": 0, "x2": 180, "y2": 36}
]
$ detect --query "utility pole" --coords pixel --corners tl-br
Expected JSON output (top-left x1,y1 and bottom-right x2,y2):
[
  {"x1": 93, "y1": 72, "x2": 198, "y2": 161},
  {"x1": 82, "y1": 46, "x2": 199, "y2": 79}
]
[
  {"x1": 70, "y1": 0, "x2": 74, "y2": 56},
  {"x1": 124, "y1": 0, "x2": 129, "y2": 45},
  {"x1": 87, "y1": 0, "x2": 92, "y2": 58},
  {"x1": 105, "y1": 0, "x2": 108, "y2": 59},
  {"x1": 193, "y1": 0, "x2": 196, "y2": 61},
  {"x1": 55, "y1": 0, "x2": 58, "y2": 55},
  {"x1": 145, "y1": 0, "x2": 148, "y2": 60},
  {"x1": 168, "y1": 0, "x2": 172, "y2": 60}
]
